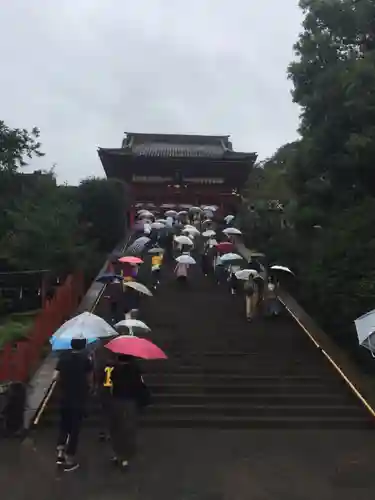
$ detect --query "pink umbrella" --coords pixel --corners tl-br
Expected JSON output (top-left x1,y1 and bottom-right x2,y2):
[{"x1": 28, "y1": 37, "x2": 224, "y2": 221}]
[
  {"x1": 105, "y1": 336, "x2": 167, "y2": 360},
  {"x1": 118, "y1": 256, "x2": 144, "y2": 264}
]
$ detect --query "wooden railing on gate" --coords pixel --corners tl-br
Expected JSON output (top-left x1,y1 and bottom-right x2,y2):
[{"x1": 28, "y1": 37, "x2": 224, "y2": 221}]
[{"x1": 0, "y1": 272, "x2": 84, "y2": 383}]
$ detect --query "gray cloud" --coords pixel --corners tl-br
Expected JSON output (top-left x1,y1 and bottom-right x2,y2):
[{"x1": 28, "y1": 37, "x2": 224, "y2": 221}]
[{"x1": 0, "y1": 0, "x2": 303, "y2": 184}]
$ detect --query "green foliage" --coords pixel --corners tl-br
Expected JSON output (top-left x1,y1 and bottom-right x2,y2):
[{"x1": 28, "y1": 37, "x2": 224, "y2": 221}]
[
  {"x1": 241, "y1": 0, "x2": 375, "y2": 371},
  {"x1": 0, "y1": 121, "x2": 44, "y2": 172},
  {"x1": 0, "y1": 120, "x2": 128, "y2": 278},
  {"x1": 76, "y1": 177, "x2": 128, "y2": 254}
]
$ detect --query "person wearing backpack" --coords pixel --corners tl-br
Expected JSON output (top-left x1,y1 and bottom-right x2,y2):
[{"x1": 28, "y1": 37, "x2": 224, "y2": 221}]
[{"x1": 244, "y1": 276, "x2": 258, "y2": 321}]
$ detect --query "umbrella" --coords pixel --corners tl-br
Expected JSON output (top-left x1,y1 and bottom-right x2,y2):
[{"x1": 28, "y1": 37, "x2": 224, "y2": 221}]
[
  {"x1": 50, "y1": 335, "x2": 97, "y2": 351},
  {"x1": 202, "y1": 230, "x2": 216, "y2": 237},
  {"x1": 151, "y1": 222, "x2": 165, "y2": 230},
  {"x1": 176, "y1": 254, "x2": 196, "y2": 265},
  {"x1": 177, "y1": 210, "x2": 188, "y2": 216},
  {"x1": 156, "y1": 219, "x2": 168, "y2": 224},
  {"x1": 270, "y1": 265, "x2": 294, "y2": 275},
  {"x1": 203, "y1": 205, "x2": 217, "y2": 211},
  {"x1": 174, "y1": 235, "x2": 194, "y2": 246},
  {"x1": 355, "y1": 310, "x2": 375, "y2": 355},
  {"x1": 148, "y1": 247, "x2": 164, "y2": 254},
  {"x1": 165, "y1": 210, "x2": 178, "y2": 217},
  {"x1": 105, "y1": 335, "x2": 167, "y2": 360},
  {"x1": 96, "y1": 273, "x2": 123, "y2": 284},
  {"x1": 223, "y1": 227, "x2": 242, "y2": 235},
  {"x1": 51, "y1": 312, "x2": 117, "y2": 341},
  {"x1": 115, "y1": 319, "x2": 151, "y2": 336},
  {"x1": 219, "y1": 253, "x2": 243, "y2": 263},
  {"x1": 183, "y1": 226, "x2": 200, "y2": 235},
  {"x1": 224, "y1": 215, "x2": 235, "y2": 223},
  {"x1": 139, "y1": 211, "x2": 154, "y2": 219},
  {"x1": 127, "y1": 236, "x2": 151, "y2": 255},
  {"x1": 123, "y1": 281, "x2": 153, "y2": 296},
  {"x1": 119, "y1": 256, "x2": 144, "y2": 265},
  {"x1": 217, "y1": 241, "x2": 234, "y2": 253},
  {"x1": 189, "y1": 206, "x2": 202, "y2": 213},
  {"x1": 235, "y1": 269, "x2": 259, "y2": 280}
]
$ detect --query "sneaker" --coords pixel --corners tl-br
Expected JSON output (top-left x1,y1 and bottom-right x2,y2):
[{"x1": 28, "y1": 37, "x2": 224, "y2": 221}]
[
  {"x1": 56, "y1": 446, "x2": 65, "y2": 465},
  {"x1": 64, "y1": 461, "x2": 80, "y2": 472}
]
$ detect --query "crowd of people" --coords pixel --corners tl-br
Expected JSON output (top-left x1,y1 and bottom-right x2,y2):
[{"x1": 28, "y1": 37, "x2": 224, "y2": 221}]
[{"x1": 52, "y1": 205, "x2": 282, "y2": 473}]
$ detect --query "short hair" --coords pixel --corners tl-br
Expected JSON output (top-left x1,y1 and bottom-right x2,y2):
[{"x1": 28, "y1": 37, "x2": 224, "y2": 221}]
[{"x1": 71, "y1": 337, "x2": 87, "y2": 351}]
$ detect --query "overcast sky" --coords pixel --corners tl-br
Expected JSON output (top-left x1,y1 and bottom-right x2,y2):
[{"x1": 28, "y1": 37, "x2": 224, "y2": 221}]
[{"x1": 0, "y1": 1, "x2": 303, "y2": 184}]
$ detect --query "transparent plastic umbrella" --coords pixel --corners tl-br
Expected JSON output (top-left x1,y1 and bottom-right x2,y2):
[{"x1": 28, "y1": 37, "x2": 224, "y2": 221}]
[
  {"x1": 176, "y1": 254, "x2": 196, "y2": 265},
  {"x1": 51, "y1": 312, "x2": 116, "y2": 341},
  {"x1": 270, "y1": 265, "x2": 294, "y2": 275},
  {"x1": 235, "y1": 269, "x2": 259, "y2": 280},
  {"x1": 202, "y1": 230, "x2": 216, "y2": 237},
  {"x1": 123, "y1": 281, "x2": 153, "y2": 296},
  {"x1": 223, "y1": 227, "x2": 242, "y2": 235},
  {"x1": 219, "y1": 253, "x2": 243, "y2": 263}
]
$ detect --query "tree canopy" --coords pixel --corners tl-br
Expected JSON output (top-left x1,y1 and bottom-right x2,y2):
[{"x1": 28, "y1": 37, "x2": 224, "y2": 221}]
[
  {"x1": 0, "y1": 121, "x2": 128, "y2": 277},
  {"x1": 241, "y1": 0, "x2": 375, "y2": 370}
]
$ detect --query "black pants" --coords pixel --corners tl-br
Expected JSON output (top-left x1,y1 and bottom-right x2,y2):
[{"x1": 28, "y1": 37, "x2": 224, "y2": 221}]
[
  {"x1": 57, "y1": 405, "x2": 84, "y2": 457},
  {"x1": 108, "y1": 399, "x2": 138, "y2": 461}
]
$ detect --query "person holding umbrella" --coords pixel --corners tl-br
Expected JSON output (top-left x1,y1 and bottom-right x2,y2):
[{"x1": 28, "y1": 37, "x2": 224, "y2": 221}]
[
  {"x1": 100, "y1": 335, "x2": 166, "y2": 469},
  {"x1": 53, "y1": 334, "x2": 93, "y2": 471}
]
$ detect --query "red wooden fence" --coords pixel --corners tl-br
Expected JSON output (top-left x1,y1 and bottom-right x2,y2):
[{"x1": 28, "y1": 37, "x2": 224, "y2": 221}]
[{"x1": 0, "y1": 272, "x2": 84, "y2": 382}]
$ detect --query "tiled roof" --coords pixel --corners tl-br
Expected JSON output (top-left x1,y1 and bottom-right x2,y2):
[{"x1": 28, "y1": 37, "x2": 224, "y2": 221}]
[
  {"x1": 122, "y1": 133, "x2": 232, "y2": 158},
  {"x1": 130, "y1": 142, "x2": 226, "y2": 158}
]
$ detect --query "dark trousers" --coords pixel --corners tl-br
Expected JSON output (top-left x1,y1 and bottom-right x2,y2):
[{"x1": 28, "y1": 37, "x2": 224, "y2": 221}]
[
  {"x1": 57, "y1": 405, "x2": 84, "y2": 457},
  {"x1": 108, "y1": 398, "x2": 138, "y2": 461}
]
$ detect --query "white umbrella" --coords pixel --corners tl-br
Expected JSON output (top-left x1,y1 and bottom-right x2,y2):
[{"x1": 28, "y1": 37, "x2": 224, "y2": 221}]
[
  {"x1": 174, "y1": 235, "x2": 194, "y2": 246},
  {"x1": 219, "y1": 253, "x2": 243, "y2": 263},
  {"x1": 189, "y1": 206, "x2": 202, "y2": 212},
  {"x1": 183, "y1": 226, "x2": 200, "y2": 235},
  {"x1": 224, "y1": 215, "x2": 235, "y2": 223},
  {"x1": 139, "y1": 211, "x2": 154, "y2": 219},
  {"x1": 165, "y1": 210, "x2": 178, "y2": 217},
  {"x1": 235, "y1": 269, "x2": 259, "y2": 280},
  {"x1": 202, "y1": 230, "x2": 216, "y2": 237},
  {"x1": 151, "y1": 222, "x2": 165, "y2": 230},
  {"x1": 208, "y1": 238, "x2": 218, "y2": 247},
  {"x1": 223, "y1": 227, "x2": 242, "y2": 235},
  {"x1": 156, "y1": 219, "x2": 168, "y2": 224},
  {"x1": 203, "y1": 205, "x2": 217, "y2": 211},
  {"x1": 115, "y1": 319, "x2": 150, "y2": 331},
  {"x1": 355, "y1": 310, "x2": 375, "y2": 356},
  {"x1": 123, "y1": 281, "x2": 153, "y2": 296},
  {"x1": 176, "y1": 254, "x2": 196, "y2": 265},
  {"x1": 270, "y1": 265, "x2": 294, "y2": 275},
  {"x1": 52, "y1": 312, "x2": 116, "y2": 340},
  {"x1": 178, "y1": 210, "x2": 188, "y2": 216}
]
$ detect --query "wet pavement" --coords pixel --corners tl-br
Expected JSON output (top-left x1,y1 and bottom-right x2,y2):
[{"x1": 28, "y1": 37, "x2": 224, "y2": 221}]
[{"x1": 1, "y1": 428, "x2": 375, "y2": 499}]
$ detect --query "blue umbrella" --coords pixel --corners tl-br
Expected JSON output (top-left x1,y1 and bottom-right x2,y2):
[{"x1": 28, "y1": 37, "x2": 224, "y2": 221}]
[
  {"x1": 96, "y1": 273, "x2": 123, "y2": 284},
  {"x1": 50, "y1": 336, "x2": 97, "y2": 351}
]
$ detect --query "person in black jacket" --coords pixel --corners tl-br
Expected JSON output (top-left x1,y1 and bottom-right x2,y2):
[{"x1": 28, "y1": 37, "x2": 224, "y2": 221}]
[
  {"x1": 53, "y1": 336, "x2": 93, "y2": 472},
  {"x1": 99, "y1": 354, "x2": 149, "y2": 469}
]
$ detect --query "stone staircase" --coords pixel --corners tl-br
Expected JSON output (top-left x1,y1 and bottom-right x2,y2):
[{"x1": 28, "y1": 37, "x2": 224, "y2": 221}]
[{"x1": 40, "y1": 259, "x2": 374, "y2": 430}]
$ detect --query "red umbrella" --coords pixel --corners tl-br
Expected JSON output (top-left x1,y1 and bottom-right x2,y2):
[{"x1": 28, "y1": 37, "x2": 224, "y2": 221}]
[
  {"x1": 105, "y1": 335, "x2": 167, "y2": 360},
  {"x1": 118, "y1": 256, "x2": 143, "y2": 264},
  {"x1": 217, "y1": 241, "x2": 234, "y2": 253}
]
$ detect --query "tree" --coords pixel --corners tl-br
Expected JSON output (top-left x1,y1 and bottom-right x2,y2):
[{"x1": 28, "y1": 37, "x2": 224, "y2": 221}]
[
  {"x1": 0, "y1": 174, "x2": 88, "y2": 274},
  {"x1": 0, "y1": 121, "x2": 44, "y2": 172},
  {"x1": 288, "y1": 0, "x2": 375, "y2": 213},
  {"x1": 76, "y1": 177, "x2": 129, "y2": 254}
]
